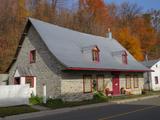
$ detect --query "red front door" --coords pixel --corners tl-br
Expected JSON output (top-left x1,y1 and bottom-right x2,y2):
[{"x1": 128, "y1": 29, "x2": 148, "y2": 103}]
[{"x1": 112, "y1": 75, "x2": 120, "y2": 95}]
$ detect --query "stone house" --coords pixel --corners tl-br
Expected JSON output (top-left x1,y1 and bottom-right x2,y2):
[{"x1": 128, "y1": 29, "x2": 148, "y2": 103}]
[
  {"x1": 142, "y1": 59, "x2": 160, "y2": 91},
  {"x1": 8, "y1": 18, "x2": 150, "y2": 101}
]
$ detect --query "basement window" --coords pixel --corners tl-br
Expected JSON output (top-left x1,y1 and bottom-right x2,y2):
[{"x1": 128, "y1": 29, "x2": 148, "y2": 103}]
[{"x1": 30, "y1": 50, "x2": 36, "y2": 63}]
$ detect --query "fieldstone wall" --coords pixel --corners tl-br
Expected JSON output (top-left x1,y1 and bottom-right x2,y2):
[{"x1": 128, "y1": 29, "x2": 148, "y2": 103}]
[
  {"x1": 61, "y1": 72, "x2": 92, "y2": 101},
  {"x1": 9, "y1": 26, "x2": 65, "y2": 98},
  {"x1": 61, "y1": 72, "x2": 144, "y2": 101},
  {"x1": 60, "y1": 71, "x2": 112, "y2": 101},
  {"x1": 120, "y1": 73, "x2": 144, "y2": 95}
]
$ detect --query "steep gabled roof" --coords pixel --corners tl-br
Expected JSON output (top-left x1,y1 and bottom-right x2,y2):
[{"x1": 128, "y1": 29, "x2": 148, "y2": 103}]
[
  {"x1": 7, "y1": 18, "x2": 151, "y2": 72},
  {"x1": 141, "y1": 59, "x2": 160, "y2": 68}
]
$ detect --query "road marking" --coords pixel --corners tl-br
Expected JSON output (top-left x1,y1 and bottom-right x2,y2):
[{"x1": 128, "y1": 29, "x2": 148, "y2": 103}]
[{"x1": 98, "y1": 106, "x2": 158, "y2": 120}]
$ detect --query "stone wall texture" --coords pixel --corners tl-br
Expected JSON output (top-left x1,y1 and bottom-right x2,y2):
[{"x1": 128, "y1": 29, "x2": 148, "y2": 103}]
[{"x1": 9, "y1": 26, "x2": 64, "y2": 98}]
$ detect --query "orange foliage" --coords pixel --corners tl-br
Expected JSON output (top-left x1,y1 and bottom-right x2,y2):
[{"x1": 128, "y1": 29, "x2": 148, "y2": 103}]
[
  {"x1": 0, "y1": 0, "x2": 159, "y2": 73},
  {"x1": 113, "y1": 27, "x2": 143, "y2": 60},
  {"x1": 77, "y1": 0, "x2": 114, "y2": 36},
  {"x1": 132, "y1": 16, "x2": 157, "y2": 53}
]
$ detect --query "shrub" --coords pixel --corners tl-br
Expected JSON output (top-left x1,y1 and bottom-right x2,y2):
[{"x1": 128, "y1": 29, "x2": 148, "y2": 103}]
[
  {"x1": 93, "y1": 92, "x2": 108, "y2": 102},
  {"x1": 29, "y1": 96, "x2": 43, "y2": 105},
  {"x1": 46, "y1": 98, "x2": 64, "y2": 105},
  {"x1": 142, "y1": 89, "x2": 147, "y2": 95},
  {"x1": 45, "y1": 98, "x2": 65, "y2": 108}
]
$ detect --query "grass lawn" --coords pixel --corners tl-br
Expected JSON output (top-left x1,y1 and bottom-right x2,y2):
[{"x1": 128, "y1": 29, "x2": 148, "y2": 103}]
[
  {"x1": 0, "y1": 105, "x2": 39, "y2": 117},
  {"x1": 43, "y1": 98, "x2": 108, "y2": 109},
  {"x1": 33, "y1": 91, "x2": 160, "y2": 110},
  {"x1": 108, "y1": 90, "x2": 160, "y2": 101}
]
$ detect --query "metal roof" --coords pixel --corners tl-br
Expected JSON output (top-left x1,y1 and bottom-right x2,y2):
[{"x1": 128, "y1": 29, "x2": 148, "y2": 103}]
[
  {"x1": 141, "y1": 59, "x2": 160, "y2": 68},
  {"x1": 26, "y1": 18, "x2": 150, "y2": 72}
]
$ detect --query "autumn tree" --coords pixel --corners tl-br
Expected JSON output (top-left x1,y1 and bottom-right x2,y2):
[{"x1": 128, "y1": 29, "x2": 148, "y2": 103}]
[
  {"x1": 118, "y1": 2, "x2": 142, "y2": 26},
  {"x1": 0, "y1": 0, "x2": 159, "y2": 73},
  {"x1": 73, "y1": 0, "x2": 114, "y2": 36},
  {"x1": 131, "y1": 14, "x2": 157, "y2": 59},
  {"x1": 113, "y1": 27, "x2": 143, "y2": 60},
  {"x1": 150, "y1": 10, "x2": 160, "y2": 32}
]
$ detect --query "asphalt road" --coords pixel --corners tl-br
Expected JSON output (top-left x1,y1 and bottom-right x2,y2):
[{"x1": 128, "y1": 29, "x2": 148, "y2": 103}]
[{"x1": 23, "y1": 97, "x2": 160, "y2": 120}]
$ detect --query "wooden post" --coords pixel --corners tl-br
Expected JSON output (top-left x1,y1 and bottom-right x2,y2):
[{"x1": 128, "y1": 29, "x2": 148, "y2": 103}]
[{"x1": 43, "y1": 84, "x2": 46, "y2": 104}]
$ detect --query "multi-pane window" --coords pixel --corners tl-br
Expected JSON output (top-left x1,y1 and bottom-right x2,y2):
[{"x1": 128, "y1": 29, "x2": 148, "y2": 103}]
[
  {"x1": 97, "y1": 75, "x2": 104, "y2": 91},
  {"x1": 155, "y1": 76, "x2": 159, "y2": 84},
  {"x1": 92, "y1": 47, "x2": 100, "y2": 62},
  {"x1": 133, "y1": 75, "x2": 139, "y2": 88},
  {"x1": 30, "y1": 50, "x2": 36, "y2": 63},
  {"x1": 25, "y1": 76, "x2": 34, "y2": 88},
  {"x1": 83, "y1": 75, "x2": 92, "y2": 93},
  {"x1": 126, "y1": 75, "x2": 131, "y2": 89}
]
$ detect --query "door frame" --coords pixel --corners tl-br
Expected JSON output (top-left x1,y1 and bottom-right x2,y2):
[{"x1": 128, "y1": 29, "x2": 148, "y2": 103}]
[
  {"x1": 112, "y1": 74, "x2": 120, "y2": 95},
  {"x1": 24, "y1": 76, "x2": 37, "y2": 96}
]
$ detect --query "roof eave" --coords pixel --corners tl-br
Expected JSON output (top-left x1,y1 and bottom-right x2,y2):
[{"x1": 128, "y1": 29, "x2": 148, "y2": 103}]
[{"x1": 63, "y1": 67, "x2": 153, "y2": 72}]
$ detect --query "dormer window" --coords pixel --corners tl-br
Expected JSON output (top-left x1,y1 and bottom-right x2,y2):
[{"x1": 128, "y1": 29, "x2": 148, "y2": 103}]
[
  {"x1": 92, "y1": 46, "x2": 100, "y2": 62},
  {"x1": 30, "y1": 50, "x2": 36, "y2": 63},
  {"x1": 122, "y1": 51, "x2": 128, "y2": 64},
  {"x1": 111, "y1": 50, "x2": 128, "y2": 64},
  {"x1": 81, "y1": 45, "x2": 100, "y2": 63}
]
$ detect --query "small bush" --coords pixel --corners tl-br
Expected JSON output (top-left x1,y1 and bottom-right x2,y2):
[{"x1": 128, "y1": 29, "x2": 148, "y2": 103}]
[
  {"x1": 46, "y1": 98, "x2": 64, "y2": 105},
  {"x1": 29, "y1": 96, "x2": 43, "y2": 105},
  {"x1": 93, "y1": 92, "x2": 108, "y2": 102},
  {"x1": 142, "y1": 89, "x2": 147, "y2": 95},
  {"x1": 45, "y1": 98, "x2": 65, "y2": 108}
]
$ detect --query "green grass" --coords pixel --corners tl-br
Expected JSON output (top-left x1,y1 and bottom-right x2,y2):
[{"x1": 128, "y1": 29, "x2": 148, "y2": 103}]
[
  {"x1": 108, "y1": 90, "x2": 160, "y2": 101},
  {"x1": 144, "y1": 90, "x2": 160, "y2": 95},
  {"x1": 42, "y1": 91, "x2": 160, "y2": 109},
  {"x1": 0, "y1": 105, "x2": 39, "y2": 117},
  {"x1": 43, "y1": 92, "x2": 108, "y2": 109},
  {"x1": 43, "y1": 98, "x2": 108, "y2": 109}
]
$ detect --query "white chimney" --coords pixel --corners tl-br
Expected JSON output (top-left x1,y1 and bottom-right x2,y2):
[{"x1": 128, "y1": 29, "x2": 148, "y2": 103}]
[{"x1": 107, "y1": 28, "x2": 112, "y2": 39}]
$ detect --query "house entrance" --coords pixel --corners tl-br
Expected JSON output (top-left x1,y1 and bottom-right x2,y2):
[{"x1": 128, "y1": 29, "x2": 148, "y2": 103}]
[{"x1": 112, "y1": 74, "x2": 120, "y2": 95}]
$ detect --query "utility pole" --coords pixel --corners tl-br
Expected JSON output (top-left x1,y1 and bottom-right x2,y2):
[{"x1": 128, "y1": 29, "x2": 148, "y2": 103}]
[{"x1": 145, "y1": 52, "x2": 150, "y2": 90}]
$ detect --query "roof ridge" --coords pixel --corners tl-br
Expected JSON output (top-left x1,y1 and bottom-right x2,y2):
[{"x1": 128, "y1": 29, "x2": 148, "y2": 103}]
[{"x1": 29, "y1": 17, "x2": 115, "y2": 41}]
